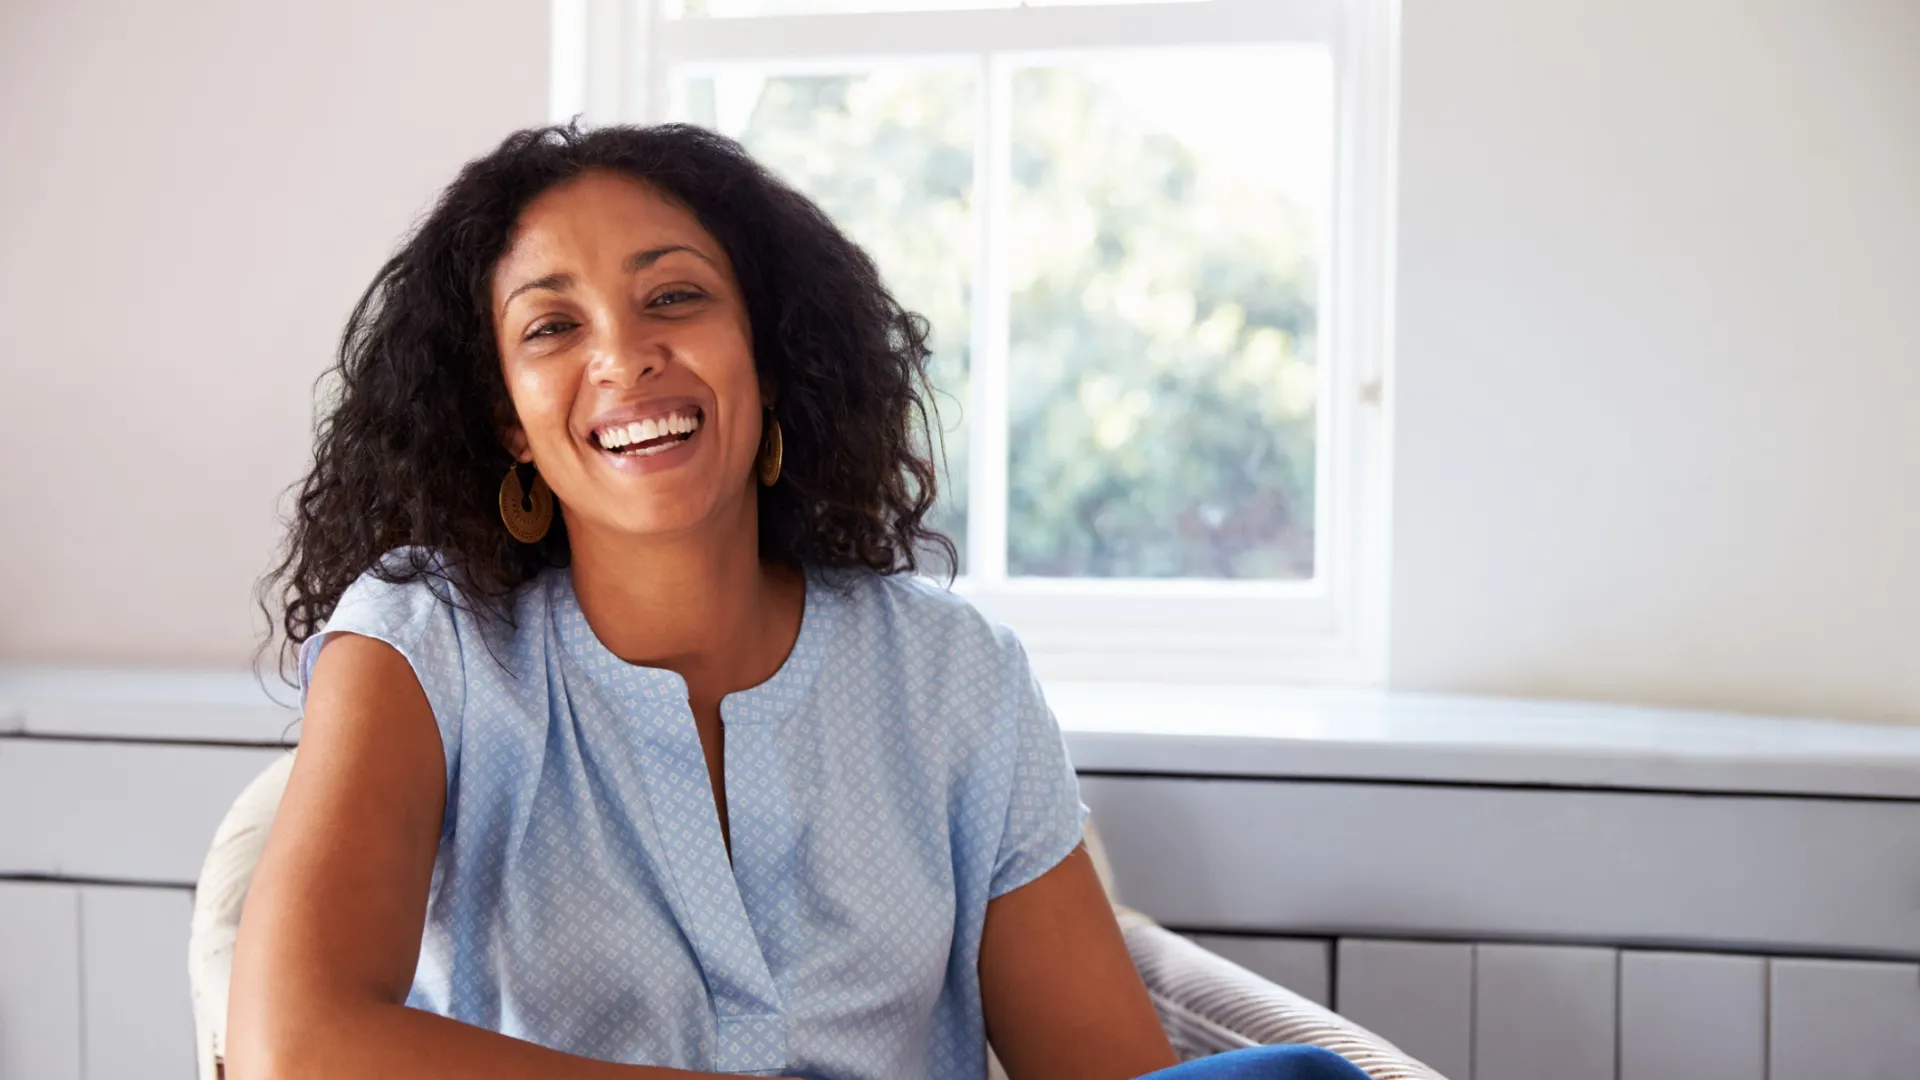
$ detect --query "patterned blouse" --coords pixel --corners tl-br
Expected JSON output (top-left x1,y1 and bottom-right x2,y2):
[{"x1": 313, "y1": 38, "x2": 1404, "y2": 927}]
[{"x1": 302, "y1": 553, "x2": 1088, "y2": 1079}]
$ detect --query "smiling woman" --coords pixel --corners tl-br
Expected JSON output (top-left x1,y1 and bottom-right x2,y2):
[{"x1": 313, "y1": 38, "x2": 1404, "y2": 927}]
[
  {"x1": 492, "y1": 174, "x2": 768, "y2": 548},
  {"x1": 230, "y1": 123, "x2": 1364, "y2": 1080},
  {"x1": 264, "y1": 124, "x2": 950, "y2": 651}
]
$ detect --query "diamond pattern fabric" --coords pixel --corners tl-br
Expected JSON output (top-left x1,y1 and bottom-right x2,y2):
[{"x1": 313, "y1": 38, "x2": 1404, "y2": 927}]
[{"x1": 300, "y1": 552, "x2": 1089, "y2": 1079}]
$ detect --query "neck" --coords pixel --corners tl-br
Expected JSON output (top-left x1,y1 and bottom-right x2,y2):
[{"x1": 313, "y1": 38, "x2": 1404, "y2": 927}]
[{"x1": 563, "y1": 492, "x2": 802, "y2": 701}]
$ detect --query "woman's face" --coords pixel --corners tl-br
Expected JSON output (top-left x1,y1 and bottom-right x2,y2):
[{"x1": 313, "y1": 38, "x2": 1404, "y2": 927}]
[{"x1": 490, "y1": 169, "x2": 764, "y2": 543}]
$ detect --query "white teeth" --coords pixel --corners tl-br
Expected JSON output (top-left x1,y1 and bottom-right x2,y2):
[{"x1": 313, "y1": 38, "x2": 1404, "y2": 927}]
[{"x1": 596, "y1": 410, "x2": 701, "y2": 453}]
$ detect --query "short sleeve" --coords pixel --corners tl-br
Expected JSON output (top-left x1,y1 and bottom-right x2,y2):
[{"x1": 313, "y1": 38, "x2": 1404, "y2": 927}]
[
  {"x1": 987, "y1": 632, "x2": 1091, "y2": 899},
  {"x1": 298, "y1": 555, "x2": 467, "y2": 789}
]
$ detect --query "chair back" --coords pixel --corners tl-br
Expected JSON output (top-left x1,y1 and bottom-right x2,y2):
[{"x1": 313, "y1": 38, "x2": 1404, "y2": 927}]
[{"x1": 189, "y1": 750, "x2": 296, "y2": 1079}]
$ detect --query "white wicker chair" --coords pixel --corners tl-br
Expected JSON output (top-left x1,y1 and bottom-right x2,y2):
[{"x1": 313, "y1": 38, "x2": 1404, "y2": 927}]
[{"x1": 190, "y1": 751, "x2": 1447, "y2": 1079}]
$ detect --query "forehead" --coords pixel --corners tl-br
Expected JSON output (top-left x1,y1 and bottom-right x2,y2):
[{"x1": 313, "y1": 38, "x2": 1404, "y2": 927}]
[{"x1": 492, "y1": 169, "x2": 729, "y2": 290}]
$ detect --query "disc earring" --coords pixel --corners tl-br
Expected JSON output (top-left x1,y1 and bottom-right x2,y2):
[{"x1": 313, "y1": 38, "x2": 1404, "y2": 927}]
[
  {"x1": 499, "y1": 463, "x2": 554, "y2": 543},
  {"x1": 758, "y1": 409, "x2": 783, "y2": 487}
]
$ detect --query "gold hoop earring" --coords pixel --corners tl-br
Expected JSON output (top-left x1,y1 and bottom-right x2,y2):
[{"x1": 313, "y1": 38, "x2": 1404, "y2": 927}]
[
  {"x1": 757, "y1": 408, "x2": 783, "y2": 487},
  {"x1": 499, "y1": 463, "x2": 554, "y2": 543}
]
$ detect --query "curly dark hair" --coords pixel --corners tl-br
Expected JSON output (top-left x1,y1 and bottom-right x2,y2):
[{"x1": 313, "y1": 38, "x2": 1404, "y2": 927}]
[{"x1": 262, "y1": 122, "x2": 953, "y2": 675}]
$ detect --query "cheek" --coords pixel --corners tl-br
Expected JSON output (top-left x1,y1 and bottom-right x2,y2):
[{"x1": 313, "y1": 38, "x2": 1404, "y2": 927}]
[
  {"x1": 504, "y1": 362, "x2": 577, "y2": 447},
  {"x1": 678, "y1": 324, "x2": 762, "y2": 441},
  {"x1": 725, "y1": 363, "x2": 767, "y2": 459},
  {"x1": 510, "y1": 361, "x2": 560, "y2": 411}
]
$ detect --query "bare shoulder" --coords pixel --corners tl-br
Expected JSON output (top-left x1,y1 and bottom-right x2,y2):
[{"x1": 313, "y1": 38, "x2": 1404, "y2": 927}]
[
  {"x1": 304, "y1": 631, "x2": 435, "y2": 734},
  {"x1": 293, "y1": 630, "x2": 447, "y2": 837}
]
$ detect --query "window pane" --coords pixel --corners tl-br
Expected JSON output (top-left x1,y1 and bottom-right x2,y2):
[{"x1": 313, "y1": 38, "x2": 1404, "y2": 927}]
[
  {"x1": 667, "y1": 0, "x2": 1194, "y2": 16},
  {"x1": 676, "y1": 68, "x2": 976, "y2": 570},
  {"x1": 1005, "y1": 47, "x2": 1329, "y2": 580}
]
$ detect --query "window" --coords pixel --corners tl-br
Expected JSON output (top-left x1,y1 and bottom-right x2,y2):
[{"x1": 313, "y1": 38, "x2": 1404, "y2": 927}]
[{"x1": 551, "y1": 0, "x2": 1395, "y2": 683}]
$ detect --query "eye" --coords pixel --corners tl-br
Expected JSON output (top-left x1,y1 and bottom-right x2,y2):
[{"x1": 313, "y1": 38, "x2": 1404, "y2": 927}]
[
  {"x1": 649, "y1": 288, "x2": 706, "y2": 309},
  {"x1": 523, "y1": 318, "x2": 577, "y2": 342}
]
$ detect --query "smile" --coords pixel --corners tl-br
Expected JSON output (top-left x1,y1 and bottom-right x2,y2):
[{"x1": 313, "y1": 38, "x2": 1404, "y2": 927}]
[{"x1": 590, "y1": 407, "x2": 704, "y2": 457}]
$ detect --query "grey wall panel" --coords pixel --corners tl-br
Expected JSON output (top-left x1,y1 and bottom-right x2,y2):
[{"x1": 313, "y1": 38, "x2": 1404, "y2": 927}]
[
  {"x1": 1079, "y1": 775, "x2": 1920, "y2": 957},
  {"x1": 1182, "y1": 934, "x2": 1331, "y2": 1006},
  {"x1": 1333, "y1": 939, "x2": 1473, "y2": 1080},
  {"x1": 79, "y1": 887, "x2": 195, "y2": 1080},
  {"x1": 0, "y1": 882, "x2": 82, "y2": 1080},
  {"x1": 0, "y1": 741, "x2": 285, "y2": 883},
  {"x1": 25, "y1": 702, "x2": 296, "y2": 745},
  {"x1": 0, "y1": 668, "x2": 296, "y2": 743},
  {"x1": 1618, "y1": 951, "x2": 1765, "y2": 1080},
  {"x1": 1769, "y1": 957, "x2": 1920, "y2": 1080},
  {"x1": 1471, "y1": 943, "x2": 1615, "y2": 1080}
]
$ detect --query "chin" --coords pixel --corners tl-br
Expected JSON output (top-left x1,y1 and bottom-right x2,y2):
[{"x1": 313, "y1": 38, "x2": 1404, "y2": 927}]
[{"x1": 594, "y1": 489, "x2": 738, "y2": 540}]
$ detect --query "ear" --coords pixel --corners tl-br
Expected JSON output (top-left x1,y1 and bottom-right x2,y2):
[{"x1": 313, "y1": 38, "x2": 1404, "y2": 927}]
[
  {"x1": 502, "y1": 424, "x2": 533, "y2": 464},
  {"x1": 492, "y1": 390, "x2": 534, "y2": 463}
]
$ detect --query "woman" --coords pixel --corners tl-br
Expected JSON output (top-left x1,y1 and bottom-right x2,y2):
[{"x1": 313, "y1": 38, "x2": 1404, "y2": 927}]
[{"x1": 229, "y1": 123, "x2": 1366, "y2": 1080}]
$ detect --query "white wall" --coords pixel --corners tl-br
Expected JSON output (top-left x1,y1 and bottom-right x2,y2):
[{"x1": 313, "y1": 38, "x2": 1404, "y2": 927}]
[
  {"x1": 1389, "y1": 0, "x2": 1920, "y2": 722},
  {"x1": 0, "y1": 0, "x2": 548, "y2": 664},
  {"x1": 4, "y1": 0, "x2": 1916, "y2": 725}
]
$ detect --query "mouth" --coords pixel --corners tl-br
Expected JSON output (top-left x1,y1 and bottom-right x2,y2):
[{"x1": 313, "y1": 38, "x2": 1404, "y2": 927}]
[{"x1": 589, "y1": 406, "x2": 704, "y2": 458}]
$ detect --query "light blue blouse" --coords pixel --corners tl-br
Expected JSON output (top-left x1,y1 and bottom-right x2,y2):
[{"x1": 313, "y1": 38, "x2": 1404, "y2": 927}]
[{"x1": 300, "y1": 553, "x2": 1088, "y2": 1079}]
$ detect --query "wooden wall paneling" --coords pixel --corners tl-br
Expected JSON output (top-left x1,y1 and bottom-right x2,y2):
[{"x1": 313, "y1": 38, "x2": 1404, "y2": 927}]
[
  {"x1": 1333, "y1": 938, "x2": 1473, "y2": 1080},
  {"x1": 1077, "y1": 776, "x2": 1920, "y2": 959},
  {"x1": 1618, "y1": 950, "x2": 1765, "y2": 1080},
  {"x1": 1768, "y1": 957, "x2": 1920, "y2": 1080},
  {"x1": 0, "y1": 741, "x2": 286, "y2": 883},
  {"x1": 0, "y1": 882, "x2": 83, "y2": 1080},
  {"x1": 1182, "y1": 934, "x2": 1332, "y2": 1006},
  {"x1": 1471, "y1": 943, "x2": 1615, "y2": 1080},
  {"x1": 79, "y1": 886, "x2": 196, "y2": 1080}
]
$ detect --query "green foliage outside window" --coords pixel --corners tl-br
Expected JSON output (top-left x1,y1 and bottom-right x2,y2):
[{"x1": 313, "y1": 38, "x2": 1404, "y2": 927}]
[{"x1": 685, "y1": 60, "x2": 1318, "y2": 579}]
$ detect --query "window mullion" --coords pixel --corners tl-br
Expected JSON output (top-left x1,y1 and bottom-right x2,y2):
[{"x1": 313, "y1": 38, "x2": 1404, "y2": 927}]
[
  {"x1": 640, "y1": 0, "x2": 670, "y2": 123},
  {"x1": 966, "y1": 53, "x2": 1012, "y2": 585}
]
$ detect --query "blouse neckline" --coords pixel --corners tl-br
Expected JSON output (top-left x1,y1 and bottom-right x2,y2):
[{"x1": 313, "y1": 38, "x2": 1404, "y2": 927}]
[{"x1": 547, "y1": 562, "x2": 836, "y2": 726}]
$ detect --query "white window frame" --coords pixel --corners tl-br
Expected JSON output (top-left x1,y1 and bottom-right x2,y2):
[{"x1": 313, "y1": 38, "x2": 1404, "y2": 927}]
[{"x1": 550, "y1": 0, "x2": 1398, "y2": 685}]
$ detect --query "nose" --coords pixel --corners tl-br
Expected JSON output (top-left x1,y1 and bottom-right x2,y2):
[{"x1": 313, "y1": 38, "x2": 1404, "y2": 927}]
[{"x1": 585, "y1": 313, "x2": 666, "y2": 388}]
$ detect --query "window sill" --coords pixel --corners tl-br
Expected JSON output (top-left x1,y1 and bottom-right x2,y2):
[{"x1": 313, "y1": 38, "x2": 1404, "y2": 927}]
[
  {"x1": 1051, "y1": 682, "x2": 1920, "y2": 801},
  {"x1": 6, "y1": 664, "x2": 1917, "y2": 802}
]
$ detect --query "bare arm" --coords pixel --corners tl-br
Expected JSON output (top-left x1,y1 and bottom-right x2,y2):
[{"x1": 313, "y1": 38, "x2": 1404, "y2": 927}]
[
  {"x1": 225, "y1": 633, "x2": 767, "y2": 1080},
  {"x1": 978, "y1": 845, "x2": 1178, "y2": 1080}
]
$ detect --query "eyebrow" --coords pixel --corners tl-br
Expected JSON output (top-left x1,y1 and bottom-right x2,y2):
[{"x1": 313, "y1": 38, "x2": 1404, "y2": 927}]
[
  {"x1": 501, "y1": 272, "x2": 572, "y2": 311},
  {"x1": 500, "y1": 245, "x2": 722, "y2": 314},
  {"x1": 625, "y1": 244, "x2": 717, "y2": 273}
]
